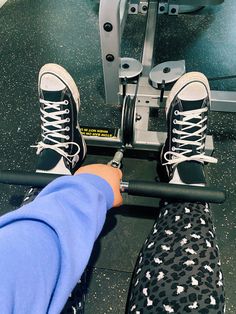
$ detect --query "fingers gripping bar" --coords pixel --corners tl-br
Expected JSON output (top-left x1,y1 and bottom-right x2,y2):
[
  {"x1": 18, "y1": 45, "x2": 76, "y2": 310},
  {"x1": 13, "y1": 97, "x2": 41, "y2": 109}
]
[{"x1": 0, "y1": 171, "x2": 226, "y2": 204}]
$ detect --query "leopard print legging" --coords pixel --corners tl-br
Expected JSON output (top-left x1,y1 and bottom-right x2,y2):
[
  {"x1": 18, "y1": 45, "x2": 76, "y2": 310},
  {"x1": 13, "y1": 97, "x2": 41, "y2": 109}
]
[{"x1": 127, "y1": 202, "x2": 225, "y2": 314}]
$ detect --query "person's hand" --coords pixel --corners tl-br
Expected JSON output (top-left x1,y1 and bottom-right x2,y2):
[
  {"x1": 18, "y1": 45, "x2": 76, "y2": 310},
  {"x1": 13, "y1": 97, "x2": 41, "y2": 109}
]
[{"x1": 75, "y1": 164, "x2": 123, "y2": 207}]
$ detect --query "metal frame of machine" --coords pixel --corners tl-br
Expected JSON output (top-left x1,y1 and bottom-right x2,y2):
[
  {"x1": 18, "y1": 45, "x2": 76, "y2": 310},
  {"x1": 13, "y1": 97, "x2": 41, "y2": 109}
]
[
  {"x1": 0, "y1": 0, "x2": 228, "y2": 205},
  {"x1": 84, "y1": 0, "x2": 235, "y2": 154}
]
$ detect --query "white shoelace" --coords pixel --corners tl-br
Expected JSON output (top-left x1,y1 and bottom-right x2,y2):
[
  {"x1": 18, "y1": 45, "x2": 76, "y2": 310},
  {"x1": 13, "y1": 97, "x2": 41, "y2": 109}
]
[
  {"x1": 31, "y1": 99, "x2": 80, "y2": 162},
  {"x1": 163, "y1": 107, "x2": 217, "y2": 166}
]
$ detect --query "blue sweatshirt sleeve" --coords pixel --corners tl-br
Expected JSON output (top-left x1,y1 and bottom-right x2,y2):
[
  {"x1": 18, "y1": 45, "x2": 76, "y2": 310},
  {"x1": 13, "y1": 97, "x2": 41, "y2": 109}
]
[{"x1": 0, "y1": 173, "x2": 114, "y2": 314}]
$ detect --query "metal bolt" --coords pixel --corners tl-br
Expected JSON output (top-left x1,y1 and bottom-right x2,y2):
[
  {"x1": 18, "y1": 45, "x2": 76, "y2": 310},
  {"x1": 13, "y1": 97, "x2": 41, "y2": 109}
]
[
  {"x1": 159, "y1": 5, "x2": 165, "y2": 12},
  {"x1": 103, "y1": 22, "x2": 113, "y2": 32},
  {"x1": 122, "y1": 63, "x2": 130, "y2": 69},
  {"x1": 136, "y1": 114, "x2": 142, "y2": 121},
  {"x1": 171, "y1": 8, "x2": 177, "y2": 14},
  {"x1": 130, "y1": 6, "x2": 136, "y2": 13},
  {"x1": 106, "y1": 54, "x2": 115, "y2": 62},
  {"x1": 142, "y1": 5, "x2": 148, "y2": 12},
  {"x1": 163, "y1": 67, "x2": 171, "y2": 73}
]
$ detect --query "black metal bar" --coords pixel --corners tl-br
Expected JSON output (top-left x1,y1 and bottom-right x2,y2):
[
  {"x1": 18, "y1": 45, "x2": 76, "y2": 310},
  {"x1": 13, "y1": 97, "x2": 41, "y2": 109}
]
[{"x1": 0, "y1": 171, "x2": 226, "y2": 204}]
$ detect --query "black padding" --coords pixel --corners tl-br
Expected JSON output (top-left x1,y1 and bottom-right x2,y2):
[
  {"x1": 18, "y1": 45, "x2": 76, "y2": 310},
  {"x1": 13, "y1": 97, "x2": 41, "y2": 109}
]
[
  {"x1": 0, "y1": 171, "x2": 226, "y2": 204},
  {"x1": 0, "y1": 171, "x2": 61, "y2": 188},
  {"x1": 128, "y1": 180, "x2": 226, "y2": 204}
]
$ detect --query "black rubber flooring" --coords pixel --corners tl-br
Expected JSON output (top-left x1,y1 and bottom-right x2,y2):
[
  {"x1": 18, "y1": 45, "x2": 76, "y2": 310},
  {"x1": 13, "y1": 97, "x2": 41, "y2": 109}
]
[{"x1": 0, "y1": 1, "x2": 235, "y2": 313}]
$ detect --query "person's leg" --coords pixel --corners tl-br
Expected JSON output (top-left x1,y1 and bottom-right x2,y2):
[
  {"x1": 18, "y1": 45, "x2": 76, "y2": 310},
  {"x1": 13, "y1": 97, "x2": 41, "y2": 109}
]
[
  {"x1": 0, "y1": 64, "x2": 122, "y2": 313},
  {"x1": 127, "y1": 201, "x2": 225, "y2": 313},
  {"x1": 23, "y1": 189, "x2": 88, "y2": 314},
  {"x1": 127, "y1": 72, "x2": 225, "y2": 313},
  {"x1": 21, "y1": 63, "x2": 87, "y2": 314}
]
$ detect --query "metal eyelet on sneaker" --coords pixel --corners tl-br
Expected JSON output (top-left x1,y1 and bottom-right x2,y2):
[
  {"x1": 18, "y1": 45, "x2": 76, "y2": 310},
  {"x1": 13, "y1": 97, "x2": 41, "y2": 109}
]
[
  {"x1": 172, "y1": 137, "x2": 176, "y2": 142},
  {"x1": 66, "y1": 118, "x2": 70, "y2": 122},
  {"x1": 66, "y1": 136, "x2": 70, "y2": 140},
  {"x1": 173, "y1": 128, "x2": 176, "y2": 133},
  {"x1": 172, "y1": 146, "x2": 176, "y2": 151},
  {"x1": 64, "y1": 100, "x2": 69, "y2": 105},
  {"x1": 65, "y1": 109, "x2": 70, "y2": 113},
  {"x1": 173, "y1": 119, "x2": 177, "y2": 124},
  {"x1": 174, "y1": 110, "x2": 179, "y2": 115},
  {"x1": 66, "y1": 127, "x2": 70, "y2": 131}
]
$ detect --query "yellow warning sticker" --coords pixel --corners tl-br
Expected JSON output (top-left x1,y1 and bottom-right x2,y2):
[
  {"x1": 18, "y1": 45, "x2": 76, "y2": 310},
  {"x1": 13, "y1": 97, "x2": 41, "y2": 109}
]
[{"x1": 81, "y1": 126, "x2": 118, "y2": 138}]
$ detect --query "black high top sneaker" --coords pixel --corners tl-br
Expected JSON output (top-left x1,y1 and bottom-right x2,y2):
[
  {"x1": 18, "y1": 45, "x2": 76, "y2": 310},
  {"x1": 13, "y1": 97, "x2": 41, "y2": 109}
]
[
  {"x1": 33, "y1": 63, "x2": 87, "y2": 175},
  {"x1": 161, "y1": 72, "x2": 217, "y2": 186}
]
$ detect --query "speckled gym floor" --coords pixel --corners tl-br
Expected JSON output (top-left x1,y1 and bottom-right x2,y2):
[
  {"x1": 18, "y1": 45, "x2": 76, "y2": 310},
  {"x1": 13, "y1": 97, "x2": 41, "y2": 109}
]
[{"x1": 0, "y1": 1, "x2": 235, "y2": 313}]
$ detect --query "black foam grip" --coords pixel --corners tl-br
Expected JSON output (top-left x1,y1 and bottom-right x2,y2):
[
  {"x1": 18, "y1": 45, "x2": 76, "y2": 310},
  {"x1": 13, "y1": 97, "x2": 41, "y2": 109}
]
[
  {"x1": 0, "y1": 171, "x2": 61, "y2": 188},
  {"x1": 127, "y1": 180, "x2": 226, "y2": 204},
  {"x1": 0, "y1": 171, "x2": 226, "y2": 204}
]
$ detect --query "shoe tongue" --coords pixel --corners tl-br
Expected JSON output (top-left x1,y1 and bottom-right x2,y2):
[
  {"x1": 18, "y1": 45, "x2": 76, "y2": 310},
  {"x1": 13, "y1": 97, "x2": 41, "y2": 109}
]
[
  {"x1": 175, "y1": 161, "x2": 206, "y2": 185},
  {"x1": 181, "y1": 99, "x2": 204, "y2": 111},
  {"x1": 36, "y1": 149, "x2": 61, "y2": 172}
]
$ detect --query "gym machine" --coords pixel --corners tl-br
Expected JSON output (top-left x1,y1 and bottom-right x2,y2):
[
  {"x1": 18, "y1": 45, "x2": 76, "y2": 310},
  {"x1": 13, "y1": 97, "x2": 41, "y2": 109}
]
[
  {"x1": 0, "y1": 0, "x2": 230, "y2": 205},
  {"x1": 83, "y1": 0, "x2": 235, "y2": 154},
  {"x1": 80, "y1": 0, "x2": 230, "y2": 204}
]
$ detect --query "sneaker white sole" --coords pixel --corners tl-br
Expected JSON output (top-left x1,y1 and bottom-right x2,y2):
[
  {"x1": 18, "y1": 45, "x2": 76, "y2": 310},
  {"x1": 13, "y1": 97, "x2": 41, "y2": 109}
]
[{"x1": 165, "y1": 72, "x2": 211, "y2": 116}]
